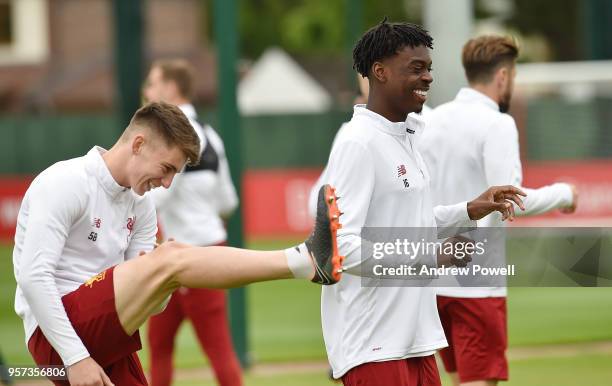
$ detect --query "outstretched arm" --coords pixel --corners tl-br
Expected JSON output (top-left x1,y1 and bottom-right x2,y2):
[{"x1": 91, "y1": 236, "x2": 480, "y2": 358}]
[
  {"x1": 483, "y1": 115, "x2": 576, "y2": 216},
  {"x1": 515, "y1": 184, "x2": 576, "y2": 216},
  {"x1": 433, "y1": 184, "x2": 526, "y2": 239}
]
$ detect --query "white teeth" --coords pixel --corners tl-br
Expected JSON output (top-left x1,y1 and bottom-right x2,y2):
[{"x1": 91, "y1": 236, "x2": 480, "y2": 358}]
[{"x1": 414, "y1": 90, "x2": 428, "y2": 97}]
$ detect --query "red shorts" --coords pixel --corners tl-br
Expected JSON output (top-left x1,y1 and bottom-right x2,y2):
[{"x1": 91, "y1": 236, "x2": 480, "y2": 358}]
[
  {"x1": 436, "y1": 295, "x2": 508, "y2": 383},
  {"x1": 28, "y1": 266, "x2": 147, "y2": 386},
  {"x1": 341, "y1": 356, "x2": 441, "y2": 386}
]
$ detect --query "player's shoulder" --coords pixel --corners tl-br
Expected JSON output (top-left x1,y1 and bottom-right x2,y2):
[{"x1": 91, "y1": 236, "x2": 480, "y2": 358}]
[
  {"x1": 414, "y1": 101, "x2": 452, "y2": 138},
  {"x1": 433, "y1": 98, "x2": 513, "y2": 133},
  {"x1": 337, "y1": 114, "x2": 377, "y2": 145},
  {"x1": 32, "y1": 156, "x2": 88, "y2": 191},
  {"x1": 327, "y1": 121, "x2": 378, "y2": 166},
  {"x1": 26, "y1": 156, "x2": 89, "y2": 208},
  {"x1": 497, "y1": 111, "x2": 517, "y2": 127},
  {"x1": 430, "y1": 98, "x2": 488, "y2": 120},
  {"x1": 492, "y1": 113, "x2": 519, "y2": 139},
  {"x1": 472, "y1": 101, "x2": 511, "y2": 126},
  {"x1": 202, "y1": 125, "x2": 226, "y2": 152},
  {"x1": 422, "y1": 100, "x2": 456, "y2": 127}
]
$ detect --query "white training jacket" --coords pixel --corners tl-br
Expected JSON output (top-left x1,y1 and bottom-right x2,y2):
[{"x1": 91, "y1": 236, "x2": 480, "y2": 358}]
[
  {"x1": 314, "y1": 105, "x2": 476, "y2": 378},
  {"x1": 308, "y1": 106, "x2": 431, "y2": 216},
  {"x1": 13, "y1": 147, "x2": 157, "y2": 366},
  {"x1": 148, "y1": 104, "x2": 238, "y2": 246},
  {"x1": 419, "y1": 88, "x2": 573, "y2": 298}
]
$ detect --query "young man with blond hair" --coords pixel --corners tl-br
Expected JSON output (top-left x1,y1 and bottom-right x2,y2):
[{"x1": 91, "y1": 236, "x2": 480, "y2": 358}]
[
  {"x1": 13, "y1": 102, "x2": 344, "y2": 386},
  {"x1": 420, "y1": 35, "x2": 578, "y2": 386}
]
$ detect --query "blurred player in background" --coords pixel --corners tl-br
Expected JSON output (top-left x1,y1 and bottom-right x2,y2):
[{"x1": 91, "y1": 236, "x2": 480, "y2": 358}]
[
  {"x1": 13, "y1": 101, "x2": 344, "y2": 386},
  {"x1": 143, "y1": 60, "x2": 242, "y2": 386},
  {"x1": 419, "y1": 35, "x2": 578, "y2": 386},
  {"x1": 312, "y1": 20, "x2": 526, "y2": 386}
]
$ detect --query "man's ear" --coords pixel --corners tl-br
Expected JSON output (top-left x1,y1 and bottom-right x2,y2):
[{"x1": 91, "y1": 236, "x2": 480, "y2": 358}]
[
  {"x1": 131, "y1": 134, "x2": 145, "y2": 155},
  {"x1": 371, "y1": 62, "x2": 387, "y2": 83},
  {"x1": 496, "y1": 66, "x2": 508, "y2": 88}
]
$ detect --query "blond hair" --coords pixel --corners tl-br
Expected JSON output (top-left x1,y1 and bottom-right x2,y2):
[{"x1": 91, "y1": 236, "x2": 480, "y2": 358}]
[
  {"x1": 126, "y1": 102, "x2": 200, "y2": 165},
  {"x1": 462, "y1": 35, "x2": 519, "y2": 84}
]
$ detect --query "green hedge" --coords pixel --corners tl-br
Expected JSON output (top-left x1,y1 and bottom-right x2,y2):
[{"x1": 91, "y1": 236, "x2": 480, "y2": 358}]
[
  {"x1": 0, "y1": 111, "x2": 351, "y2": 174},
  {"x1": 1, "y1": 98, "x2": 611, "y2": 175}
]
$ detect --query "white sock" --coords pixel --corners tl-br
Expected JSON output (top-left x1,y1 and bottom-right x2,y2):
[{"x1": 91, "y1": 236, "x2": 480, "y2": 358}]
[{"x1": 284, "y1": 243, "x2": 314, "y2": 279}]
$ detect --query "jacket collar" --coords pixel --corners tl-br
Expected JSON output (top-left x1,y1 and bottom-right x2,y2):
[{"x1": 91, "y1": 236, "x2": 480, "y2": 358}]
[
  {"x1": 85, "y1": 146, "x2": 130, "y2": 200},
  {"x1": 353, "y1": 104, "x2": 425, "y2": 137},
  {"x1": 455, "y1": 87, "x2": 499, "y2": 111}
]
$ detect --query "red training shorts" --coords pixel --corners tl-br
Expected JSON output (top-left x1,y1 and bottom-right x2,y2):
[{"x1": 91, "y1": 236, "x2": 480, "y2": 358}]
[
  {"x1": 436, "y1": 295, "x2": 508, "y2": 383},
  {"x1": 341, "y1": 355, "x2": 441, "y2": 386},
  {"x1": 28, "y1": 266, "x2": 147, "y2": 386}
]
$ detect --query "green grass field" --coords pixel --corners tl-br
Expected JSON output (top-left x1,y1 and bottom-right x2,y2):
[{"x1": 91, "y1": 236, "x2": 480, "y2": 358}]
[{"x1": 2, "y1": 242, "x2": 612, "y2": 385}]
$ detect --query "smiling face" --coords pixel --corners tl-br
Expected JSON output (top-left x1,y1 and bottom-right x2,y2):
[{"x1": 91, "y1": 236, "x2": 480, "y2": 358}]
[
  {"x1": 126, "y1": 132, "x2": 187, "y2": 196},
  {"x1": 372, "y1": 45, "x2": 433, "y2": 119}
]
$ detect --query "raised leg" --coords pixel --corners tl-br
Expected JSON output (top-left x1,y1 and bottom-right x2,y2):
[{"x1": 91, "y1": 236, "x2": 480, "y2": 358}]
[
  {"x1": 114, "y1": 243, "x2": 292, "y2": 335},
  {"x1": 114, "y1": 183, "x2": 344, "y2": 336}
]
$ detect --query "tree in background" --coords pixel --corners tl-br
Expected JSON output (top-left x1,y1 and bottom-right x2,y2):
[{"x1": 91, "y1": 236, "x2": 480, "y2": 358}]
[
  {"x1": 505, "y1": 0, "x2": 583, "y2": 61},
  {"x1": 236, "y1": 0, "x2": 416, "y2": 59},
  {"x1": 203, "y1": 0, "x2": 595, "y2": 62}
]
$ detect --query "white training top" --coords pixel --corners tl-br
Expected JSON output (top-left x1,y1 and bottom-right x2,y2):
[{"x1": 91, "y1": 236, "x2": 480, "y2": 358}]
[
  {"x1": 315, "y1": 105, "x2": 476, "y2": 378},
  {"x1": 308, "y1": 107, "x2": 431, "y2": 215},
  {"x1": 419, "y1": 88, "x2": 573, "y2": 298},
  {"x1": 13, "y1": 147, "x2": 157, "y2": 366},
  {"x1": 149, "y1": 104, "x2": 238, "y2": 246}
]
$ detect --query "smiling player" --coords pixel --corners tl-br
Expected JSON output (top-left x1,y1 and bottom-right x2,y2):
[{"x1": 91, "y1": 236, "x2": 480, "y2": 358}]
[
  {"x1": 313, "y1": 20, "x2": 526, "y2": 386},
  {"x1": 13, "y1": 102, "x2": 344, "y2": 386}
]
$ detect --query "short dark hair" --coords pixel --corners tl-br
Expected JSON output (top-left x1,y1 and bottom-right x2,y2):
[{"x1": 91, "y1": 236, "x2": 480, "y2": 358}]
[
  {"x1": 127, "y1": 102, "x2": 200, "y2": 165},
  {"x1": 353, "y1": 18, "x2": 433, "y2": 78},
  {"x1": 462, "y1": 35, "x2": 519, "y2": 84},
  {"x1": 152, "y1": 59, "x2": 195, "y2": 99}
]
